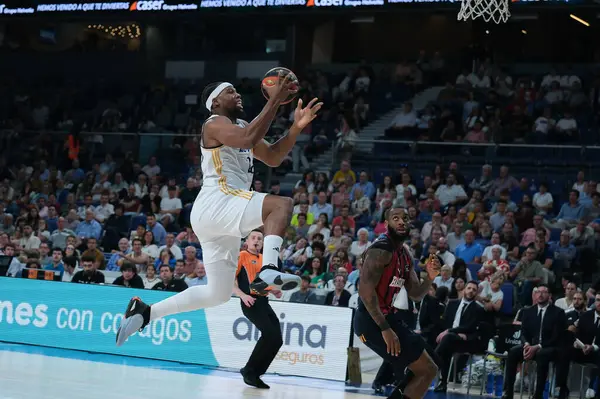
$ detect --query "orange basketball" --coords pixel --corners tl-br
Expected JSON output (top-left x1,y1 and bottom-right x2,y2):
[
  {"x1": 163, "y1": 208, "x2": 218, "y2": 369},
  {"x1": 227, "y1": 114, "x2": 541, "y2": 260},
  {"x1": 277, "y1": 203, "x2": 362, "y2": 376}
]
[{"x1": 261, "y1": 67, "x2": 299, "y2": 105}]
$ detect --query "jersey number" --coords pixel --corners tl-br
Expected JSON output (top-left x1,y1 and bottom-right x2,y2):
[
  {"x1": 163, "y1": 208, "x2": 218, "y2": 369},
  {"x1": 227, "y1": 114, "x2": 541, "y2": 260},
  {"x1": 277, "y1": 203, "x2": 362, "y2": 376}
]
[{"x1": 246, "y1": 157, "x2": 255, "y2": 174}]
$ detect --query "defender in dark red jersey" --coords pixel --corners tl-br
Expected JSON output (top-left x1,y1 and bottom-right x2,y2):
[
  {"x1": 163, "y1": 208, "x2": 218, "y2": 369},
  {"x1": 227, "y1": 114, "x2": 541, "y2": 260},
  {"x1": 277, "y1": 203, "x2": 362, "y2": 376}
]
[{"x1": 355, "y1": 207, "x2": 440, "y2": 399}]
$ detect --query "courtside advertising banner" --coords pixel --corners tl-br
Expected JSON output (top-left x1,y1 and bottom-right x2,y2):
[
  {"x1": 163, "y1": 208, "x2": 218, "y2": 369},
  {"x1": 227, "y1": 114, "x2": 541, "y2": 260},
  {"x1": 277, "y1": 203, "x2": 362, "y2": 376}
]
[{"x1": 0, "y1": 278, "x2": 352, "y2": 381}]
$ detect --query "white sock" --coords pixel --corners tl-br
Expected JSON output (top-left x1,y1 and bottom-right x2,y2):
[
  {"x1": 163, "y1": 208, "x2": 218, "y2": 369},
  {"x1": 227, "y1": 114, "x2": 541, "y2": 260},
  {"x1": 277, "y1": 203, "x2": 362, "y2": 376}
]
[
  {"x1": 150, "y1": 262, "x2": 236, "y2": 321},
  {"x1": 262, "y1": 235, "x2": 283, "y2": 269}
]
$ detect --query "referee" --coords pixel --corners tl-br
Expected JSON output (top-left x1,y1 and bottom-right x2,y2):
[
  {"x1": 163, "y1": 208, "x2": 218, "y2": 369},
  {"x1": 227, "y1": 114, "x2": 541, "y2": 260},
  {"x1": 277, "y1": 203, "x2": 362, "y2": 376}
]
[{"x1": 233, "y1": 229, "x2": 283, "y2": 389}]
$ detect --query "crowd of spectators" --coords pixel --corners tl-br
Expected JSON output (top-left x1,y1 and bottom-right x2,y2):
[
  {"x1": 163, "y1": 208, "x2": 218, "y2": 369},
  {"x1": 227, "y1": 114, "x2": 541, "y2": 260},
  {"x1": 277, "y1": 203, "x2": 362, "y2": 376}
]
[{"x1": 385, "y1": 63, "x2": 596, "y2": 146}]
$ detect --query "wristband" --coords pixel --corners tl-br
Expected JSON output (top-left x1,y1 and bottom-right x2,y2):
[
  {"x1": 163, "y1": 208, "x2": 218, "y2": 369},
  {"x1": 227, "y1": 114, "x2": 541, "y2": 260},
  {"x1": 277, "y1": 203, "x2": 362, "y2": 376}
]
[{"x1": 378, "y1": 320, "x2": 391, "y2": 331}]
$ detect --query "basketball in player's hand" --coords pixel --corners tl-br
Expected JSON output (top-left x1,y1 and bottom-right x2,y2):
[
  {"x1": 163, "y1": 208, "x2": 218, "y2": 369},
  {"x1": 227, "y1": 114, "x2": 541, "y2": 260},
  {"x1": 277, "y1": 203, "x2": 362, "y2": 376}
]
[{"x1": 261, "y1": 67, "x2": 299, "y2": 105}]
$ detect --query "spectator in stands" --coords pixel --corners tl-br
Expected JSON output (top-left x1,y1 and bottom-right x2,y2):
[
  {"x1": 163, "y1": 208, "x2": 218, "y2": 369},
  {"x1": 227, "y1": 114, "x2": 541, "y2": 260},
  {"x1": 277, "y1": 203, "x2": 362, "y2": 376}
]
[
  {"x1": 158, "y1": 233, "x2": 183, "y2": 260},
  {"x1": 106, "y1": 238, "x2": 131, "y2": 271},
  {"x1": 332, "y1": 205, "x2": 355, "y2": 235},
  {"x1": 71, "y1": 255, "x2": 105, "y2": 284},
  {"x1": 121, "y1": 238, "x2": 150, "y2": 273},
  {"x1": 510, "y1": 247, "x2": 545, "y2": 306},
  {"x1": 81, "y1": 237, "x2": 105, "y2": 270},
  {"x1": 5, "y1": 244, "x2": 23, "y2": 277},
  {"x1": 141, "y1": 263, "x2": 159, "y2": 288},
  {"x1": 310, "y1": 192, "x2": 333, "y2": 222},
  {"x1": 482, "y1": 233, "x2": 507, "y2": 261},
  {"x1": 38, "y1": 242, "x2": 51, "y2": 265},
  {"x1": 449, "y1": 277, "x2": 465, "y2": 299},
  {"x1": 434, "y1": 265, "x2": 454, "y2": 290},
  {"x1": 479, "y1": 246, "x2": 510, "y2": 281},
  {"x1": 350, "y1": 172, "x2": 376, "y2": 201},
  {"x1": 325, "y1": 274, "x2": 351, "y2": 307},
  {"x1": 351, "y1": 189, "x2": 371, "y2": 229},
  {"x1": 62, "y1": 256, "x2": 77, "y2": 282},
  {"x1": 421, "y1": 212, "x2": 447, "y2": 242},
  {"x1": 455, "y1": 230, "x2": 483, "y2": 264},
  {"x1": 185, "y1": 261, "x2": 207, "y2": 287},
  {"x1": 303, "y1": 257, "x2": 330, "y2": 289},
  {"x1": 554, "y1": 281, "x2": 577, "y2": 310},
  {"x1": 551, "y1": 230, "x2": 577, "y2": 273},
  {"x1": 350, "y1": 228, "x2": 371, "y2": 258},
  {"x1": 19, "y1": 224, "x2": 41, "y2": 250},
  {"x1": 152, "y1": 264, "x2": 187, "y2": 292},
  {"x1": 307, "y1": 213, "x2": 330, "y2": 243},
  {"x1": 532, "y1": 182, "x2": 554, "y2": 216},
  {"x1": 545, "y1": 190, "x2": 586, "y2": 230},
  {"x1": 436, "y1": 237, "x2": 455, "y2": 267},
  {"x1": 182, "y1": 246, "x2": 201, "y2": 275},
  {"x1": 43, "y1": 248, "x2": 65, "y2": 278},
  {"x1": 553, "y1": 110, "x2": 578, "y2": 142},
  {"x1": 113, "y1": 261, "x2": 144, "y2": 289},
  {"x1": 141, "y1": 230, "x2": 159, "y2": 258},
  {"x1": 95, "y1": 192, "x2": 114, "y2": 223},
  {"x1": 386, "y1": 102, "x2": 417, "y2": 138},
  {"x1": 331, "y1": 160, "x2": 356, "y2": 187},
  {"x1": 76, "y1": 210, "x2": 102, "y2": 240},
  {"x1": 531, "y1": 107, "x2": 555, "y2": 143},
  {"x1": 520, "y1": 214, "x2": 550, "y2": 247},
  {"x1": 158, "y1": 186, "x2": 182, "y2": 229},
  {"x1": 435, "y1": 174, "x2": 467, "y2": 208},
  {"x1": 487, "y1": 165, "x2": 519, "y2": 200},
  {"x1": 289, "y1": 275, "x2": 317, "y2": 303},
  {"x1": 478, "y1": 271, "x2": 505, "y2": 312},
  {"x1": 469, "y1": 164, "x2": 494, "y2": 194},
  {"x1": 146, "y1": 214, "x2": 167, "y2": 246},
  {"x1": 446, "y1": 221, "x2": 464, "y2": 253}
]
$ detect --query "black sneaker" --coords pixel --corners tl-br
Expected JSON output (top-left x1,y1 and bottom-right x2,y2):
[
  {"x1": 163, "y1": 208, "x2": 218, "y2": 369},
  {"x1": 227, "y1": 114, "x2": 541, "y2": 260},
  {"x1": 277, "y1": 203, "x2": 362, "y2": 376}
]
[
  {"x1": 240, "y1": 367, "x2": 270, "y2": 389},
  {"x1": 250, "y1": 264, "x2": 300, "y2": 295},
  {"x1": 115, "y1": 297, "x2": 150, "y2": 347}
]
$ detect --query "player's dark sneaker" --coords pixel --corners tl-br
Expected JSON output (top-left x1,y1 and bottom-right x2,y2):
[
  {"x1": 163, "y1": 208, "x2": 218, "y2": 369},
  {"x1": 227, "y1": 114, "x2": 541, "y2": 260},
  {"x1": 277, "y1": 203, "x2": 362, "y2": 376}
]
[
  {"x1": 250, "y1": 264, "x2": 300, "y2": 294},
  {"x1": 240, "y1": 367, "x2": 270, "y2": 389},
  {"x1": 115, "y1": 297, "x2": 150, "y2": 347}
]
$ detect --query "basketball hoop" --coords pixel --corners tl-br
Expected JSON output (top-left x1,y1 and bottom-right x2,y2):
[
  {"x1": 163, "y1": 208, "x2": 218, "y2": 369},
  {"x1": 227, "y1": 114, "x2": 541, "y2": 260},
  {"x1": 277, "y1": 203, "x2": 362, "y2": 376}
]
[{"x1": 457, "y1": 0, "x2": 511, "y2": 24}]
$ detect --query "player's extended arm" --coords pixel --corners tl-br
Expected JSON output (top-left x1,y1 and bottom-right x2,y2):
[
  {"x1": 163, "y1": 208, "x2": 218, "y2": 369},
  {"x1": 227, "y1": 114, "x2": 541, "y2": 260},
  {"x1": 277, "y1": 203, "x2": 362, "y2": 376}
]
[
  {"x1": 406, "y1": 267, "x2": 433, "y2": 301},
  {"x1": 204, "y1": 98, "x2": 283, "y2": 150},
  {"x1": 358, "y1": 248, "x2": 394, "y2": 330},
  {"x1": 253, "y1": 98, "x2": 323, "y2": 167}
]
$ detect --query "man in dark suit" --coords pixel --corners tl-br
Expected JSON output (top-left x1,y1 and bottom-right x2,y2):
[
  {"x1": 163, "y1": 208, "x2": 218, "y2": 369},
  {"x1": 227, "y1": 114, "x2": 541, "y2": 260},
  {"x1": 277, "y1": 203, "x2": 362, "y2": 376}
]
[
  {"x1": 556, "y1": 292, "x2": 600, "y2": 399},
  {"x1": 502, "y1": 284, "x2": 567, "y2": 399},
  {"x1": 434, "y1": 281, "x2": 485, "y2": 393}
]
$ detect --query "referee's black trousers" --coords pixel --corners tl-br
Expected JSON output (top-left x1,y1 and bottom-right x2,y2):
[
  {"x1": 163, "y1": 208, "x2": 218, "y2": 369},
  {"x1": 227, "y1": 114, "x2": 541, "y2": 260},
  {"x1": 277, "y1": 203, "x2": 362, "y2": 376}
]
[{"x1": 241, "y1": 296, "x2": 283, "y2": 377}]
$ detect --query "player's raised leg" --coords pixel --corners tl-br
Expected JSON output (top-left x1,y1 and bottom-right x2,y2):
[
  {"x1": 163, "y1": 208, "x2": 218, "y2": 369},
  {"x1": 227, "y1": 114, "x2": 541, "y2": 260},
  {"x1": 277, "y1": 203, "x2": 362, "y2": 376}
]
[
  {"x1": 249, "y1": 194, "x2": 301, "y2": 293},
  {"x1": 116, "y1": 237, "x2": 240, "y2": 346}
]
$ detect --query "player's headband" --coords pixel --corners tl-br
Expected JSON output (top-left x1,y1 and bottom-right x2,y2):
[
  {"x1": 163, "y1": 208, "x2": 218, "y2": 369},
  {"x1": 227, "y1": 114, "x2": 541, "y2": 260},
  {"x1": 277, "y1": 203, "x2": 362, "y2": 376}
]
[{"x1": 205, "y1": 82, "x2": 233, "y2": 111}]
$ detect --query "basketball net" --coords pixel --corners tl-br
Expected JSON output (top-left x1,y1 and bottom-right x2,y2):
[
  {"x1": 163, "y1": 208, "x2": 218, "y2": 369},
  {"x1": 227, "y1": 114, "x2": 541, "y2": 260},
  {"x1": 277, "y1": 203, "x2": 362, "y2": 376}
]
[{"x1": 457, "y1": 0, "x2": 510, "y2": 24}]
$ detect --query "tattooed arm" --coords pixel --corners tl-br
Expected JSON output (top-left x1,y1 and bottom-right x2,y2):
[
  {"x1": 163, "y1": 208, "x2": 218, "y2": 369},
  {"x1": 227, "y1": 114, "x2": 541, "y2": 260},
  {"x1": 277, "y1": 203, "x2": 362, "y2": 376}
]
[
  {"x1": 406, "y1": 267, "x2": 433, "y2": 301},
  {"x1": 405, "y1": 245, "x2": 437, "y2": 301},
  {"x1": 358, "y1": 248, "x2": 393, "y2": 330}
]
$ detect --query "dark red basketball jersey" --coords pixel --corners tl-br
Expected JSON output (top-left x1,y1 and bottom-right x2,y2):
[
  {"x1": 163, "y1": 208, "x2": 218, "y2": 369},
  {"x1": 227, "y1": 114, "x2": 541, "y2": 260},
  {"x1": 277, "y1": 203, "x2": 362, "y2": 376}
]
[{"x1": 358, "y1": 233, "x2": 413, "y2": 315}]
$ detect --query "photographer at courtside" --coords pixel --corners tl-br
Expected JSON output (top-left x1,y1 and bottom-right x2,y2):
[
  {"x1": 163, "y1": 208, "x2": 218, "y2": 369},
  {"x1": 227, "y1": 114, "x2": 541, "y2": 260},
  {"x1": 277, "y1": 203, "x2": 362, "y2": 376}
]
[{"x1": 233, "y1": 229, "x2": 283, "y2": 390}]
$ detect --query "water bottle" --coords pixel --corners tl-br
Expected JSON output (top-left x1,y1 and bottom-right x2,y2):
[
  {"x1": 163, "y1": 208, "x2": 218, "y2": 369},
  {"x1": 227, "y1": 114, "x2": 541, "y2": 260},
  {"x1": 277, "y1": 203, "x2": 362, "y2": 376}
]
[
  {"x1": 495, "y1": 375, "x2": 504, "y2": 397},
  {"x1": 543, "y1": 381, "x2": 550, "y2": 399},
  {"x1": 486, "y1": 374, "x2": 494, "y2": 394}
]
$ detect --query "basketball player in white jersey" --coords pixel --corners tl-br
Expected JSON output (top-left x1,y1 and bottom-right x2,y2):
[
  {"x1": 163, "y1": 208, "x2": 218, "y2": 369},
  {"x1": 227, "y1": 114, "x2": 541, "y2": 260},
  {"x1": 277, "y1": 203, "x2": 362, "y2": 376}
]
[{"x1": 115, "y1": 72, "x2": 323, "y2": 346}]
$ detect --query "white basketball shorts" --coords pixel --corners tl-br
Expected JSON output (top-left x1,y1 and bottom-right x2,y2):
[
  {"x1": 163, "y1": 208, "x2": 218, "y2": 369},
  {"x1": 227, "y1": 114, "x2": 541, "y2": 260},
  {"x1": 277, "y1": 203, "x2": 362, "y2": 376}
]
[{"x1": 190, "y1": 188, "x2": 267, "y2": 266}]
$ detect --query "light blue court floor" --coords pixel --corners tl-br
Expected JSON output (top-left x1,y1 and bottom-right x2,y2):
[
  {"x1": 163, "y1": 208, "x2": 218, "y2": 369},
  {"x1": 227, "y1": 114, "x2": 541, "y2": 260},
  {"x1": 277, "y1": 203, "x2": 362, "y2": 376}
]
[{"x1": 0, "y1": 342, "x2": 477, "y2": 399}]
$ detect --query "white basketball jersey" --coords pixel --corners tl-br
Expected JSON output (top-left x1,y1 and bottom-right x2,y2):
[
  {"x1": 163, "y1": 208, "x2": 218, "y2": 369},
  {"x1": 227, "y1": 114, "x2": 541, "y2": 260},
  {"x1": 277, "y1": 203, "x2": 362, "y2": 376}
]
[{"x1": 200, "y1": 117, "x2": 254, "y2": 196}]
